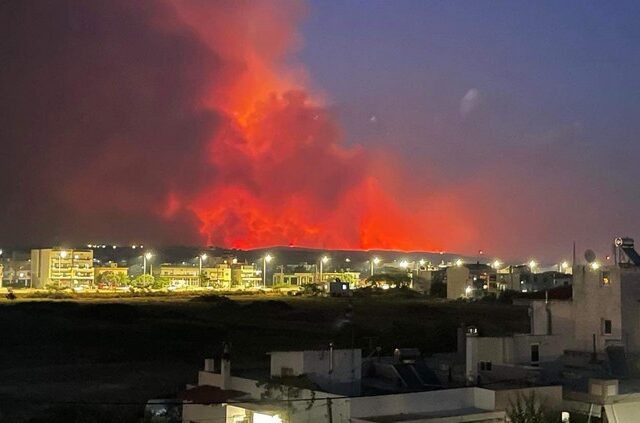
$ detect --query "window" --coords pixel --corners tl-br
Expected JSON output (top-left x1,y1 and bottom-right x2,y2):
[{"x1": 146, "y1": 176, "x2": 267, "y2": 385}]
[
  {"x1": 603, "y1": 319, "x2": 612, "y2": 335},
  {"x1": 602, "y1": 271, "x2": 611, "y2": 286},
  {"x1": 531, "y1": 344, "x2": 540, "y2": 365},
  {"x1": 281, "y1": 367, "x2": 294, "y2": 376},
  {"x1": 479, "y1": 361, "x2": 492, "y2": 371}
]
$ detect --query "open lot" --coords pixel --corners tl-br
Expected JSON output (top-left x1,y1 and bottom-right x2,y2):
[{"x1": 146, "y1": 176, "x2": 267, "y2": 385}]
[{"x1": 0, "y1": 293, "x2": 528, "y2": 422}]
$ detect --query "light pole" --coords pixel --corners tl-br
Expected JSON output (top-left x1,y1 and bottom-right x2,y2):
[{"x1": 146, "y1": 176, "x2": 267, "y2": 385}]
[
  {"x1": 263, "y1": 254, "x2": 273, "y2": 287},
  {"x1": 143, "y1": 252, "x2": 153, "y2": 276},
  {"x1": 199, "y1": 253, "x2": 207, "y2": 281},
  {"x1": 370, "y1": 257, "x2": 380, "y2": 277},
  {"x1": 59, "y1": 250, "x2": 68, "y2": 287},
  {"x1": 319, "y1": 256, "x2": 329, "y2": 283}
]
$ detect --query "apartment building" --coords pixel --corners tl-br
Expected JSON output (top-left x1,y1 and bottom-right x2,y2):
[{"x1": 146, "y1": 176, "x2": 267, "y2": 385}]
[
  {"x1": 31, "y1": 248, "x2": 94, "y2": 288},
  {"x1": 231, "y1": 263, "x2": 261, "y2": 287},
  {"x1": 159, "y1": 264, "x2": 200, "y2": 287},
  {"x1": 202, "y1": 263, "x2": 232, "y2": 288},
  {"x1": 272, "y1": 271, "x2": 361, "y2": 286}
]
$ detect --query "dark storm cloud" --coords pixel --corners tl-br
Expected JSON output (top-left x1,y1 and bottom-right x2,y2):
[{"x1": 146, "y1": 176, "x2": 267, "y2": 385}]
[{"x1": 0, "y1": 0, "x2": 222, "y2": 246}]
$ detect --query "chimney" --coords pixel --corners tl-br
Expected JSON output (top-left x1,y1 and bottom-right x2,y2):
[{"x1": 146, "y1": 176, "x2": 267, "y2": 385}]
[{"x1": 221, "y1": 342, "x2": 231, "y2": 389}]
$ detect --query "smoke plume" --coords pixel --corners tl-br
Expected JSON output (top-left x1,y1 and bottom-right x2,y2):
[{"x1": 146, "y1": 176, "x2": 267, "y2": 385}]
[{"x1": 0, "y1": 0, "x2": 472, "y2": 252}]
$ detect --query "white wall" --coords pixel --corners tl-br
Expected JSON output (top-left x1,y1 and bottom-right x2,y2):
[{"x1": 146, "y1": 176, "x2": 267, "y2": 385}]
[
  {"x1": 270, "y1": 350, "x2": 361, "y2": 395},
  {"x1": 270, "y1": 351, "x2": 306, "y2": 377},
  {"x1": 620, "y1": 267, "x2": 640, "y2": 352},
  {"x1": 446, "y1": 266, "x2": 470, "y2": 299},
  {"x1": 493, "y1": 386, "x2": 563, "y2": 412},
  {"x1": 572, "y1": 265, "x2": 622, "y2": 351},
  {"x1": 182, "y1": 404, "x2": 225, "y2": 423},
  {"x1": 349, "y1": 388, "x2": 495, "y2": 419}
]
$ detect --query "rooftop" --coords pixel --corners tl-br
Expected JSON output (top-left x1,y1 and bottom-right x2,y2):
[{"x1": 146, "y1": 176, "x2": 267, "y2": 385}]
[{"x1": 354, "y1": 407, "x2": 504, "y2": 423}]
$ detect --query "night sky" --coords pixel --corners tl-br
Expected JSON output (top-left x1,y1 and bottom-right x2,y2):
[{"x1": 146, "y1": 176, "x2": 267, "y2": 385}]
[{"x1": 1, "y1": 0, "x2": 639, "y2": 262}]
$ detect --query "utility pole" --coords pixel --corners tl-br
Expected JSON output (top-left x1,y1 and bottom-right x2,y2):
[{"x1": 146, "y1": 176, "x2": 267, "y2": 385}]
[{"x1": 326, "y1": 397, "x2": 333, "y2": 423}]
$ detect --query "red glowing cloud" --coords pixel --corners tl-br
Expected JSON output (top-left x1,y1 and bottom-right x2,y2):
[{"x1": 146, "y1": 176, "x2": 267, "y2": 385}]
[
  {"x1": 164, "y1": 0, "x2": 475, "y2": 252},
  {"x1": 0, "y1": 0, "x2": 476, "y2": 253}
]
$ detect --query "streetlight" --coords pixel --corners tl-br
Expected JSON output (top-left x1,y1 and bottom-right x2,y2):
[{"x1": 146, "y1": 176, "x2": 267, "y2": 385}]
[
  {"x1": 492, "y1": 259, "x2": 501, "y2": 269},
  {"x1": 455, "y1": 258, "x2": 463, "y2": 267},
  {"x1": 319, "y1": 256, "x2": 329, "y2": 282},
  {"x1": 199, "y1": 253, "x2": 207, "y2": 282},
  {"x1": 528, "y1": 260, "x2": 537, "y2": 273},
  {"x1": 371, "y1": 257, "x2": 380, "y2": 276},
  {"x1": 143, "y1": 252, "x2": 153, "y2": 275},
  {"x1": 263, "y1": 254, "x2": 273, "y2": 287},
  {"x1": 59, "y1": 250, "x2": 68, "y2": 287},
  {"x1": 561, "y1": 261, "x2": 569, "y2": 272},
  {"x1": 399, "y1": 260, "x2": 409, "y2": 269}
]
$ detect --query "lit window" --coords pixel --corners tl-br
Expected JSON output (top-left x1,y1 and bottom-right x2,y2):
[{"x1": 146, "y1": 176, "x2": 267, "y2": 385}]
[{"x1": 602, "y1": 271, "x2": 610, "y2": 286}]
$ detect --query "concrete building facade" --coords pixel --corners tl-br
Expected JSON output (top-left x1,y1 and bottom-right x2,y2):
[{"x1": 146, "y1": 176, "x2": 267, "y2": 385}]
[
  {"x1": 30, "y1": 248, "x2": 94, "y2": 288},
  {"x1": 465, "y1": 263, "x2": 626, "y2": 383}
]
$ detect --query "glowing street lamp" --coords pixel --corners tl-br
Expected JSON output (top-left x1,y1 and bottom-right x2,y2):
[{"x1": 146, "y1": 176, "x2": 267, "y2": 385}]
[
  {"x1": 198, "y1": 253, "x2": 207, "y2": 280},
  {"x1": 319, "y1": 256, "x2": 329, "y2": 282},
  {"x1": 492, "y1": 259, "x2": 501, "y2": 269},
  {"x1": 528, "y1": 260, "x2": 537, "y2": 273},
  {"x1": 371, "y1": 257, "x2": 381, "y2": 276},
  {"x1": 590, "y1": 261, "x2": 600, "y2": 270},
  {"x1": 263, "y1": 254, "x2": 273, "y2": 287},
  {"x1": 399, "y1": 260, "x2": 409, "y2": 269},
  {"x1": 143, "y1": 252, "x2": 153, "y2": 275},
  {"x1": 58, "y1": 250, "x2": 68, "y2": 287},
  {"x1": 560, "y1": 261, "x2": 569, "y2": 272},
  {"x1": 455, "y1": 258, "x2": 463, "y2": 267}
]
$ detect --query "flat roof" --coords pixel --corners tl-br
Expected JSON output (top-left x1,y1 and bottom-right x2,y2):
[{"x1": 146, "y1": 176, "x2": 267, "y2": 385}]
[{"x1": 355, "y1": 407, "x2": 505, "y2": 423}]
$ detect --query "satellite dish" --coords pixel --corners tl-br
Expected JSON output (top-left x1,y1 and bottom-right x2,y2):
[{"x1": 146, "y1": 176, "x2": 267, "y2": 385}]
[{"x1": 584, "y1": 249, "x2": 596, "y2": 263}]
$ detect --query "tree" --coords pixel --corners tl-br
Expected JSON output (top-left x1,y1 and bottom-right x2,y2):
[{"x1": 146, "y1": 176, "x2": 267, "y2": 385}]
[
  {"x1": 507, "y1": 392, "x2": 552, "y2": 423},
  {"x1": 113, "y1": 272, "x2": 130, "y2": 287},
  {"x1": 97, "y1": 271, "x2": 117, "y2": 286},
  {"x1": 152, "y1": 277, "x2": 171, "y2": 289},
  {"x1": 131, "y1": 274, "x2": 154, "y2": 288}
]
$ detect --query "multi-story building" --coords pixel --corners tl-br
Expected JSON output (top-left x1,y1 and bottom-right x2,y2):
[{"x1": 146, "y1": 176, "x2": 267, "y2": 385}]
[
  {"x1": 159, "y1": 264, "x2": 200, "y2": 287},
  {"x1": 464, "y1": 238, "x2": 640, "y2": 387},
  {"x1": 231, "y1": 263, "x2": 261, "y2": 288},
  {"x1": 202, "y1": 264, "x2": 232, "y2": 288},
  {"x1": 2, "y1": 259, "x2": 32, "y2": 287},
  {"x1": 272, "y1": 271, "x2": 361, "y2": 286},
  {"x1": 31, "y1": 248, "x2": 94, "y2": 288},
  {"x1": 157, "y1": 263, "x2": 236, "y2": 288},
  {"x1": 446, "y1": 262, "x2": 497, "y2": 299}
]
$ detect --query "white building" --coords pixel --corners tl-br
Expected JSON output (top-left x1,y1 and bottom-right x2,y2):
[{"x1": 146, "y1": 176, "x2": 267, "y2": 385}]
[
  {"x1": 179, "y1": 347, "x2": 561, "y2": 423},
  {"x1": 465, "y1": 262, "x2": 628, "y2": 383}
]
